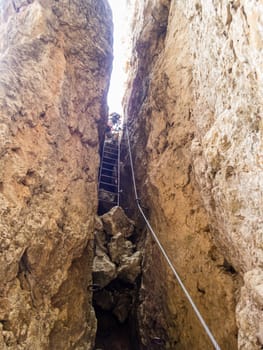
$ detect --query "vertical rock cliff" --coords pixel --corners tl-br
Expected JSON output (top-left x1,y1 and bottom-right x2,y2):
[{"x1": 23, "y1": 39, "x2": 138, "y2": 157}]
[
  {"x1": 124, "y1": 0, "x2": 262, "y2": 349},
  {"x1": 0, "y1": 1, "x2": 112, "y2": 349}
]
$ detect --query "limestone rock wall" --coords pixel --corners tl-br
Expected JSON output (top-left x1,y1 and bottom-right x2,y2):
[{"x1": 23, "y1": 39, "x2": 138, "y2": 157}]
[
  {"x1": 124, "y1": 0, "x2": 262, "y2": 349},
  {"x1": 0, "y1": 1, "x2": 112, "y2": 349}
]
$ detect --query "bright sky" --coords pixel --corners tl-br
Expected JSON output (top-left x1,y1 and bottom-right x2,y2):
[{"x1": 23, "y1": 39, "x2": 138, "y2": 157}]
[{"x1": 107, "y1": 0, "x2": 129, "y2": 116}]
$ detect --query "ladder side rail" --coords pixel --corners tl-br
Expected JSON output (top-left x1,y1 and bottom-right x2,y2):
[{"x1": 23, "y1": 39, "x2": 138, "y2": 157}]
[{"x1": 98, "y1": 139, "x2": 106, "y2": 192}]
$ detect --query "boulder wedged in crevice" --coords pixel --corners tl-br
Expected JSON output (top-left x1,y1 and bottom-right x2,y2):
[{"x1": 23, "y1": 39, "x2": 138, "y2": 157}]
[
  {"x1": 100, "y1": 206, "x2": 136, "y2": 238},
  {"x1": 93, "y1": 207, "x2": 141, "y2": 290},
  {"x1": 92, "y1": 206, "x2": 142, "y2": 349}
]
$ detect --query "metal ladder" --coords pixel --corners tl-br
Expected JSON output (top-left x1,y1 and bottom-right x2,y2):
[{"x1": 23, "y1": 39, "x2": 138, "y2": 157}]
[{"x1": 98, "y1": 133, "x2": 120, "y2": 208}]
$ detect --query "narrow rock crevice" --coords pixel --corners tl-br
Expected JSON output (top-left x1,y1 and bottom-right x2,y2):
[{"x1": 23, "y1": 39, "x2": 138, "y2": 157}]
[{"x1": 0, "y1": 0, "x2": 262, "y2": 349}]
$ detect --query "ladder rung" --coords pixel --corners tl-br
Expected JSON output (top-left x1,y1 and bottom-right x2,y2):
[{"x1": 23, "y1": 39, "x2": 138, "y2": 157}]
[
  {"x1": 101, "y1": 162, "x2": 114, "y2": 167},
  {"x1": 99, "y1": 188, "x2": 116, "y2": 195},
  {"x1": 102, "y1": 160, "x2": 116, "y2": 166},
  {"x1": 99, "y1": 199, "x2": 117, "y2": 205},
  {"x1": 101, "y1": 167, "x2": 113, "y2": 173},
  {"x1": 104, "y1": 149, "x2": 118, "y2": 153},
  {"x1": 104, "y1": 148, "x2": 118, "y2": 153},
  {"x1": 103, "y1": 157, "x2": 117, "y2": 162},
  {"x1": 101, "y1": 174, "x2": 117, "y2": 180},
  {"x1": 101, "y1": 169, "x2": 112, "y2": 175},
  {"x1": 104, "y1": 151, "x2": 118, "y2": 157},
  {"x1": 104, "y1": 145, "x2": 118, "y2": 151},
  {"x1": 103, "y1": 153, "x2": 117, "y2": 158},
  {"x1": 99, "y1": 179, "x2": 116, "y2": 186},
  {"x1": 99, "y1": 181, "x2": 118, "y2": 188},
  {"x1": 101, "y1": 166, "x2": 112, "y2": 171}
]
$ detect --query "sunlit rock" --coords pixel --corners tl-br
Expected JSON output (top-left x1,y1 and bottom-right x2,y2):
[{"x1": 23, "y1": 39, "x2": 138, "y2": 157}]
[
  {"x1": 0, "y1": 0, "x2": 112, "y2": 348},
  {"x1": 237, "y1": 269, "x2": 263, "y2": 349},
  {"x1": 124, "y1": 0, "x2": 263, "y2": 348}
]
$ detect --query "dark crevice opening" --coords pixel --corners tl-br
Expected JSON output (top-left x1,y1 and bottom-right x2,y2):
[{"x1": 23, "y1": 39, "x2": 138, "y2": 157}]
[{"x1": 93, "y1": 279, "x2": 141, "y2": 350}]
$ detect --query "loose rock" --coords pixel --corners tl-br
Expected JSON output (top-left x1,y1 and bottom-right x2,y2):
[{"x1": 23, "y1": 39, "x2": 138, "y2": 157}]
[
  {"x1": 93, "y1": 255, "x2": 117, "y2": 288},
  {"x1": 118, "y1": 251, "x2": 142, "y2": 284},
  {"x1": 94, "y1": 216, "x2": 104, "y2": 232},
  {"x1": 101, "y1": 206, "x2": 135, "y2": 238},
  {"x1": 94, "y1": 230, "x2": 108, "y2": 256},
  {"x1": 108, "y1": 232, "x2": 134, "y2": 264}
]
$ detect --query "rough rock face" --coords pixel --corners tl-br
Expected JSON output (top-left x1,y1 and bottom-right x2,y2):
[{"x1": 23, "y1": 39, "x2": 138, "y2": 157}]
[
  {"x1": 124, "y1": 0, "x2": 262, "y2": 349},
  {"x1": 0, "y1": 1, "x2": 112, "y2": 349},
  {"x1": 100, "y1": 206, "x2": 135, "y2": 237}
]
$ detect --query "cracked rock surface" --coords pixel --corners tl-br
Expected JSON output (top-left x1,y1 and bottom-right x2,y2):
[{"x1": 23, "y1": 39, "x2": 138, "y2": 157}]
[
  {"x1": 123, "y1": 0, "x2": 263, "y2": 349},
  {"x1": 0, "y1": 1, "x2": 112, "y2": 349}
]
